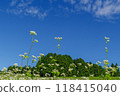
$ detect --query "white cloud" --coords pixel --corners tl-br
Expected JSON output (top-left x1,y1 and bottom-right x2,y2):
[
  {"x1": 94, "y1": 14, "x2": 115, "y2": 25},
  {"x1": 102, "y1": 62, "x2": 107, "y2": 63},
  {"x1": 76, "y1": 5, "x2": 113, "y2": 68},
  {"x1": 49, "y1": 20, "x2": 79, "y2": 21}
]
[
  {"x1": 10, "y1": 0, "x2": 18, "y2": 6},
  {"x1": 65, "y1": 0, "x2": 120, "y2": 19},
  {"x1": 80, "y1": 0, "x2": 92, "y2": 4},
  {"x1": 64, "y1": 0, "x2": 76, "y2": 4},
  {"x1": 7, "y1": 0, "x2": 47, "y2": 19},
  {"x1": 5, "y1": 0, "x2": 120, "y2": 20},
  {"x1": 92, "y1": 0, "x2": 120, "y2": 18}
]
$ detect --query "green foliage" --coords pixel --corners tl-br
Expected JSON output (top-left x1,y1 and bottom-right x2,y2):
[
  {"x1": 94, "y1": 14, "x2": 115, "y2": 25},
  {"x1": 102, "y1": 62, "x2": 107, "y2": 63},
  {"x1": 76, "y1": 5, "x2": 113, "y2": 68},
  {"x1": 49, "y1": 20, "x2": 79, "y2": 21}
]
[{"x1": 2, "y1": 53, "x2": 120, "y2": 79}]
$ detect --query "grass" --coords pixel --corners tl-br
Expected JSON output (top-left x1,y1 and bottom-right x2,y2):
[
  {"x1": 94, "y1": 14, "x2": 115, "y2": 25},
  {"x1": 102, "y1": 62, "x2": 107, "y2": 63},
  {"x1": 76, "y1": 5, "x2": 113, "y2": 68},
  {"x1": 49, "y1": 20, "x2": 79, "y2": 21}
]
[{"x1": 0, "y1": 73, "x2": 120, "y2": 80}]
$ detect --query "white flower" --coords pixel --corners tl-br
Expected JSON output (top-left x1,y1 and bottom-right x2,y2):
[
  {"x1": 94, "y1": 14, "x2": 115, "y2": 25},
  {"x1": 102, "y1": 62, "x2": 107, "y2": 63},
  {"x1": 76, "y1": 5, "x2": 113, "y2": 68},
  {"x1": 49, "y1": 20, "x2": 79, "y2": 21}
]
[
  {"x1": 105, "y1": 47, "x2": 107, "y2": 50},
  {"x1": 105, "y1": 71, "x2": 110, "y2": 74},
  {"x1": 26, "y1": 66, "x2": 29, "y2": 69},
  {"x1": 19, "y1": 54, "x2": 22, "y2": 57},
  {"x1": 107, "y1": 40, "x2": 110, "y2": 42},
  {"x1": 61, "y1": 67, "x2": 64, "y2": 70},
  {"x1": 61, "y1": 73, "x2": 66, "y2": 77},
  {"x1": 85, "y1": 66, "x2": 88, "y2": 69},
  {"x1": 56, "y1": 64, "x2": 59, "y2": 66},
  {"x1": 69, "y1": 68, "x2": 73, "y2": 71},
  {"x1": 34, "y1": 39, "x2": 38, "y2": 43},
  {"x1": 19, "y1": 54, "x2": 25, "y2": 57},
  {"x1": 54, "y1": 37, "x2": 62, "y2": 40},
  {"x1": 105, "y1": 36, "x2": 110, "y2": 40},
  {"x1": 30, "y1": 31, "x2": 37, "y2": 35},
  {"x1": 49, "y1": 56, "x2": 53, "y2": 59},
  {"x1": 14, "y1": 63, "x2": 18, "y2": 67},
  {"x1": 78, "y1": 63, "x2": 82, "y2": 66},
  {"x1": 43, "y1": 66, "x2": 46, "y2": 69},
  {"x1": 90, "y1": 74, "x2": 94, "y2": 77},
  {"x1": 103, "y1": 60, "x2": 109, "y2": 65},
  {"x1": 32, "y1": 59, "x2": 36, "y2": 62},
  {"x1": 37, "y1": 56, "x2": 41, "y2": 59},
  {"x1": 57, "y1": 44, "x2": 60, "y2": 47},
  {"x1": 52, "y1": 69, "x2": 59, "y2": 72},
  {"x1": 32, "y1": 55, "x2": 36, "y2": 59},
  {"x1": 45, "y1": 73, "x2": 50, "y2": 77},
  {"x1": 73, "y1": 75, "x2": 76, "y2": 77},
  {"x1": 24, "y1": 53, "x2": 27, "y2": 55},
  {"x1": 97, "y1": 61, "x2": 101, "y2": 64},
  {"x1": 21, "y1": 55, "x2": 25, "y2": 57},
  {"x1": 2, "y1": 67, "x2": 7, "y2": 72},
  {"x1": 87, "y1": 63, "x2": 90, "y2": 66},
  {"x1": 40, "y1": 53, "x2": 44, "y2": 57},
  {"x1": 54, "y1": 37, "x2": 57, "y2": 39}
]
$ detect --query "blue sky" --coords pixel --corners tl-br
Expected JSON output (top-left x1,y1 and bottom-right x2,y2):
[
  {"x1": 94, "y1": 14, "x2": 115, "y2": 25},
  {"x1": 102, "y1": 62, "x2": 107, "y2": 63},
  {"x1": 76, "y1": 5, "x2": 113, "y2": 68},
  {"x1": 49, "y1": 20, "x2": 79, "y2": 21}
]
[{"x1": 0, "y1": 0, "x2": 120, "y2": 69}]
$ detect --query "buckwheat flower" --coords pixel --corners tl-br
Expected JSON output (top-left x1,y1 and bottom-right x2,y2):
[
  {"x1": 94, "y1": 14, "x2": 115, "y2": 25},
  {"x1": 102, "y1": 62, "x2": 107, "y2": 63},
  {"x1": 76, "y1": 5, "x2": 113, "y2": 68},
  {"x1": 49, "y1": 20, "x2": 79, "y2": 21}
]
[
  {"x1": 105, "y1": 36, "x2": 110, "y2": 40},
  {"x1": 97, "y1": 61, "x2": 101, "y2": 64},
  {"x1": 50, "y1": 56, "x2": 53, "y2": 59},
  {"x1": 45, "y1": 73, "x2": 50, "y2": 77},
  {"x1": 57, "y1": 44, "x2": 60, "y2": 47},
  {"x1": 61, "y1": 67, "x2": 64, "y2": 70},
  {"x1": 61, "y1": 73, "x2": 66, "y2": 77},
  {"x1": 56, "y1": 64, "x2": 59, "y2": 66},
  {"x1": 51, "y1": 64, "x2": 54, "y2": 65},
  {"x1": 105, "y1": 71, "x2": 110, "y2": 74},
  {"x1": 40, "y1": 53, "x2": 44, "y2": 57},
  {"x1": 37, "y1": 56, "x2": 41, "y2": 59},
  {"x1": 19, "y1": 54, "x2": 22, "y2": 57},
  {"x1": 2, "y1": 67, "x2": 7, "y2": 72},
  {"x1": 87, "y1": 63, "x2": 90, "y2": 66},
  {"x1": 85, "y1": 66, "x2": 88, "y2": 69},
  {"x1": 30, "y1": 31, "x2": 37, "y2": 35},
  {"x1": 52, "y1": 69, "x2": 59, "y2": 72},
  {"x1": 22, "y1": 55, "x2": 25, "y2": 57},
  {"x1": 58, "y1": 37, "x2": 62, "y2": 40},
  {"x1": 24, "y1": 53, "x2": 27, "y2": 55},
  {"x1": 109, "y1": 67, "x2": 112, "y2": 69},
  {"x1": 103, "y1": 60, "x2": 109, "y2": 65},
  {"x1": 54, "y1": 37, "x2": 57, "y2": 39},
  {"x1": 90, "y1": 74, "x2": 94, "y2": 77},
  {"x1": 32, "y1": 55, "x2": 36, "y2": 59},
  {"x1": 107, "y1": 40, "x2": 110, "y2": 42},
  {"x1": 34, "y1": 39, "x2": 38, "y2": 43},
  {"x1": 54, "y1": 37, "x2": 62, "y2": 40},
  {"x1": 105, "y1": 47, "x2": 107, "y2": 50},
  {"x1": 26, "y1": 66, "x2": 29, "y2": 69},
  {"x1": 118, "y1": 66, "x2": 120, "y2": 68},
  {"x1": 73, "y1": 75, "x2": 76, "y2": 77},
  {"x1": 78, "y1": 63, "x2": 82, "y2": 66},
  {"x1": 32, "y1": 59, "x2": 36, "y2": 62},
  {"x1": 13, "y1": 63, "x2": 18, "y2": 67},
  {"x1": 60, "y1": 37, "x2": 62, "y2": 40},
  {"x1": 19, "y1": 55, "x2": 24, "y2": 58},
  {"x1": 69, "y1": 68, "x2": 73, "y2": 71}
]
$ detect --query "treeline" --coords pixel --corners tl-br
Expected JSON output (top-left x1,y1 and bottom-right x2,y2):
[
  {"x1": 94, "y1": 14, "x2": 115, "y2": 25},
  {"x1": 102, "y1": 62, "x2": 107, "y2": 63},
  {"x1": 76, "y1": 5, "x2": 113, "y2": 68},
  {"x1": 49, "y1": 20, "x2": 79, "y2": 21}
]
[{"x1": 7, "y1": 53, "x2": 120, "y2": 77}]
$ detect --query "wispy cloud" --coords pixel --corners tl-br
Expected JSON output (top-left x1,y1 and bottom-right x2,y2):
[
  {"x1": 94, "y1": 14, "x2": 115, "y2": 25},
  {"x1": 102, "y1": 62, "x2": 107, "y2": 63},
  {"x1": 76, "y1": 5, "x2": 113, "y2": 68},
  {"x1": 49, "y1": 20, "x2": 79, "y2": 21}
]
[
  {"x1": 63, "y1": 0, "x2": 120, "y2": 20},
  {"x1": 63, "y1": 0, "x2": 76, "y2": 5},
  {"x1": 92, "y1": 0, "x2": 120, "y2": 19},
  {"x1": 7, "y1": 0, "x2": 48, "y2": 19},
  {"x1": 3, "y1": 0, "x2": 120, "y2": 20}
]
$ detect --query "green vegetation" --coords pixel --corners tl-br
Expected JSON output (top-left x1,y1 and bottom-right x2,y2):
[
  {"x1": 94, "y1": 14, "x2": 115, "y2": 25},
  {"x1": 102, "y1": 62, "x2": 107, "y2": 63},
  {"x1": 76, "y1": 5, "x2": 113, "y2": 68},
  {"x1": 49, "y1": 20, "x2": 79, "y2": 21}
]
[{"x1": 0, "y1": 31, "x2": 120, "y2": 80}]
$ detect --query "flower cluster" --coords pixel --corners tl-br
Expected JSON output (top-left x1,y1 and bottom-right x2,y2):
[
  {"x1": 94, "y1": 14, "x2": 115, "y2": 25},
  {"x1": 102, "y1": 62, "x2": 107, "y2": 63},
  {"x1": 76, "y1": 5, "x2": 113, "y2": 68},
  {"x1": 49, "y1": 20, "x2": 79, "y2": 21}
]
[
  {"x1": 30, "y1": 31, "x2": 37, "y2": 35},
  {"x1": 54, "y1": 37, "x2": 62, "y2": 55}
]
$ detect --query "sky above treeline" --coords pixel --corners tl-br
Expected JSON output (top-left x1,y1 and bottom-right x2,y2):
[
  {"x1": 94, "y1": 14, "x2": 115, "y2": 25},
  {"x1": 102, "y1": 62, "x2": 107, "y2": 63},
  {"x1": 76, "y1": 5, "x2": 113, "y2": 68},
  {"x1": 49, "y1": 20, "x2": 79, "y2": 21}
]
[{"x1": 0, "y1": 0, "x2": 120, "y2": 69}]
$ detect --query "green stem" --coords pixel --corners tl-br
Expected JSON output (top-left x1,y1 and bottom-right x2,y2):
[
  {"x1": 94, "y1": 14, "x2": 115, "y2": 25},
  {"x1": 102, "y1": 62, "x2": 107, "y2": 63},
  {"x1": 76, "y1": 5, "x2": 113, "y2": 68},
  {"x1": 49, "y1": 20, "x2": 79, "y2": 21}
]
[
  {"x1": 105, "y1": 43, "x2": 108, "y2": 60},
  {"x1": 27, "y1": 35, "x2": 34, "y2": 67},
  {"x1": 21, "y1": 58, "x2": 23, "y2": 66},
  {"x1": 98, "y1": 66, "x2": 99, "y2": 77}
]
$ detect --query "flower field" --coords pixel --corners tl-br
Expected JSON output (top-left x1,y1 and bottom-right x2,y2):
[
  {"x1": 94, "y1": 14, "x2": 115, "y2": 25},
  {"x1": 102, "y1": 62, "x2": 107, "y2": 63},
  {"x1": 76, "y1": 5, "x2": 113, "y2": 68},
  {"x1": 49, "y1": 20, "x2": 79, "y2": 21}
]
[{"x1": 0, "y1": 31, "x2": 120, "y2": 80}]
